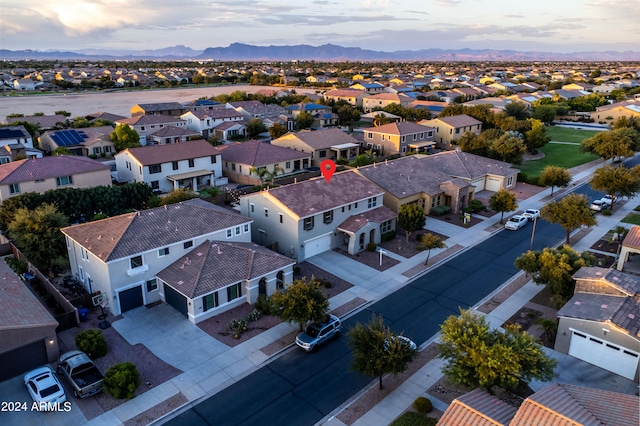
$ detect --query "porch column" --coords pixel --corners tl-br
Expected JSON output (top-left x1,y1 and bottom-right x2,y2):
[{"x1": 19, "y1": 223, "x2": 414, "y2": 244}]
[
  {"x1": 173, "y1": 180, "x2": 179, "y2": 191},
  {"x1": 192, "y1": 177, "x2": 198, "y2": 192}
]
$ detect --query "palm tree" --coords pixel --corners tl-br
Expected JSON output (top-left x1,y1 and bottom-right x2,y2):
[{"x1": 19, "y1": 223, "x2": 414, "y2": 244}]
[
  {"x1": 249, "y1": 167, "x2": 270, "y2": 185},
  {"x1": 267, "y1": 164, "x2": 285, "y2": 184}
]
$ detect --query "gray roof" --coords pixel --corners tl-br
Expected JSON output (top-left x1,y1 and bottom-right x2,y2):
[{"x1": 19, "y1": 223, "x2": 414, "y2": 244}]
[
  {"x1": 157, "y1": 240, "x2": 295, "y2": 298},
  {"x1": 558, "y1": 293, "x2": 640, "y2": 336},
  {"x1": 0, "y1": 155, "x2": 109, "y2": 185},
  {"x1": 134, "y1": 102, "x2": 184, "y2": 112},
  {"x1": 116, "y1": 139, "x2": 223, "y2": 165},
  {"x1": 219, "y1": 140, "x2": 309, "y2": 166},
  {"x1": 366, "y1": 121, "x2": 434, "y2": 136},
  {"x1": 573, "y1": 266, "x2": 640, "y2": 296},
  {"x1": 275, "y1": 128, "x2": 361, "y2": 150},
  {"x1": 61, "y1": 199, "x2": 251, "y2": 262},
  {"x1": 337, "y1": 206, "x2": 397, "y2": 233}
]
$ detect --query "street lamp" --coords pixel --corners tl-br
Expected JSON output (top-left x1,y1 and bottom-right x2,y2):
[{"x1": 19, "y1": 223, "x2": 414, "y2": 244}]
[{"x1": 529, "y1": 216, "x2": 537, "y2": 251}]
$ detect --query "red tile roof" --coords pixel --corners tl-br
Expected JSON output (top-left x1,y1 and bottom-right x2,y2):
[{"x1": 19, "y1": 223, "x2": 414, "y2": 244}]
[
  {"x1": 438, "y1": 388, "x2": 518, "y2": 426},
  {"x1": 622, "y1": 225, "x2": 640, "y2": 250}
]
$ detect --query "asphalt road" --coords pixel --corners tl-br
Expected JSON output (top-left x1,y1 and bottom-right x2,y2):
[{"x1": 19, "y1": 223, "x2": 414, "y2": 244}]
[{"x1": 166, "y1": 184, "x2": 604, "y2": 426}]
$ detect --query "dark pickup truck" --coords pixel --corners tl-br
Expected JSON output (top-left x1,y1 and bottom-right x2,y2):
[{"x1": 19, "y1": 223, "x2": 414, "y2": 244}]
[{"x1": 57, "y1": 350, "x2": 104, "y2": 398}]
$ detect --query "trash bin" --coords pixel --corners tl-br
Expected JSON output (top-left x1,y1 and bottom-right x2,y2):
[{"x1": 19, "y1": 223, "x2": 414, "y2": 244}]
[{"x1": 78, "y1": 307, "x2": 89, "y2": 322}]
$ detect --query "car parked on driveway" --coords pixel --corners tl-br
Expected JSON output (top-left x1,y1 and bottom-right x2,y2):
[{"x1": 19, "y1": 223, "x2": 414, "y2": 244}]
[
  {"x1": 295, "y1": 314, "x2": 341, "y2": 352},
  {"x1": 24, "y1": 366, "x2": 67, "y2": 410},
  {"x1": 522, "y1": 209, "x2": 540, "y2": 222},
  {"x1": 505, "y1": 215, "x2": 528, "y2": 230}
]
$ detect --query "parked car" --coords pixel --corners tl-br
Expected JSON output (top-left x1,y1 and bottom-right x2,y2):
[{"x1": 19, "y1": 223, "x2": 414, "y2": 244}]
[
  {"x1": 386, "y1": 335, "x2": 418, "y2": 351},
  {"x1": 295, "y1": 314, "x2": 341, "y2": 352},
  {"x1": 505, "y1": 215, "x2": 528, "y2": 230},
  {"x1": 590, "y1": 199, "x2": 608, "y2": 212},
  {"x1": 24, "y1": 366, "x2": 67, "y2": 410},
  {"x1": 57, "y1": 350, "x2": 104, "y2": 398},
  {"x1": 601, "y1": 195, "x2": 615, "y2": 206},
  {"x1": 522, "y1": 209, "x2": 540, "y2": 222}
]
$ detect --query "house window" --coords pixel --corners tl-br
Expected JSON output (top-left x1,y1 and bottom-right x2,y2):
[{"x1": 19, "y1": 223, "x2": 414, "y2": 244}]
[
  {"x1": 401, "y1": 146, "x2": 407, "y2": 153},
  {"x1": 235, "y1": 226, "x2": 241, "y2": 236},
  {"x1": 420, "y1": 132, "x2": 424, "y2": 140},
  {"x1": 401, "y1": 136, "x2": 405, "y2": 142},
  {"x1": 279, "y1": 214, "x2": 283, "y2": 224},
  {"x1": 319, "y1": 150, "x2": 327, "y2": 158},
  {"x1": 243, "y1": 224, "x2": 249, "y2": 233},
  {"x1": 130, "y1": 255, "x2": 143, "y2": 269},
  {"x1": 368, "y1": 197, "x2": 377, "y2": 208},
  {"x1": 184, "y1": 241, "x2": 194, "y2": 249},
  {"x1": 226, "y1": 229, "x2": 232, "y2": 239},
  {"x1": 507, "y1": 176, "x2": 514, "y2": 187},
  {"x1": 380, "y1": 220, "x2": 392, "y2": 234},
  {"x1": 250, "y1": 203, "x2": 255, "y2": 213},
  {"x1": 455, "y1": 128, "x2": 460, "y2": 134},
  {"x1": 264, "y1": 208, "x2": 268, "y2": 217},
  {"x1": 431, "y1": 195, "x2": 441, "y2": 208},
  {"x1": 285, "y1": 161, "x2": 291, "y2": 169},
  {"x1": 203, "y1": 292, "x2": 219, "y2": 312},
  {"x1": 324, "y1": 211, "x2": 333, "y2": 224},
  {"x1": 56, "y1": 176, "x2": 73, "y2": 186},
  {"x1": 304, "y1": 216, "x2": 314, "y2": 231},
  {"x1": 9, "y1": 183, "x2": 20, "y2": 194},
  {"x1": 188, "y1": 159, "x2": 195, "y2": 168},
  {"x1": 149, "y1": 164, "x2": 161, "y2": 174},
  {"x1": 211, "y1": 155, "x2": 217, "y2": 164},
  {"x1": 227, "y1": 283, "x2": 242, "y2": 301},
  {"x1": 158, "y1": 247, "x2": 170, "y2": 257},
  {"x1": 172, "y1": 161, "x2": 179, "y2": 170},
  {"x1": 146, "y1": 279, "x2": 158, "y2": 292},
  {"x1": 367, "y1": 133, "x2": 373, "y2": 139},
  {"x1": 232, "y1": 164, "x2": 236, "y2": 171}
]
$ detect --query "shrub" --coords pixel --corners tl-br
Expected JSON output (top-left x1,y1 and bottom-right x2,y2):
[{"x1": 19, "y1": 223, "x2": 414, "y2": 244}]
[
  {"x1": 413, "y1": 396, "x2": 433, "y2": 414},
  {"x1": 255, "y1": 294, "x2": 276, "y2": 316},
  {"x1": 228, "y1": 318, "x2": 247, "y2": 334},
  {"x1": 431, "y1": 205, "x2": 451, "y2": 216},
  {"x1": 469, "y1": 199, "x2": 487, "y2": 213},
  {"x1": 367, "y1": 242, "x2": 377, "y2": 252},
  {"x1": 247, "y1": 308, "x2": 261, "y2": 322},
  {"x1": 75, "y1": 329, "x2": 108, "y2": 359},
  {"x1": 323, "y1": 280, "x2": 332, "y2": 289},
  {"x1": 104, "y1": 362, "x2": 140, "y2": 399},
  {"x1": 381, "y1": 231, "x2": 396, "y2": 242},
  {"x1": 5, "y1": 256, "x2": 27, "y2": 275},
  {"x1": 391, "y1": 411, "x2": 437, "y2": 426},
  {"x1": 602, "y1": 209, "x2": 612, "y2": 216}
]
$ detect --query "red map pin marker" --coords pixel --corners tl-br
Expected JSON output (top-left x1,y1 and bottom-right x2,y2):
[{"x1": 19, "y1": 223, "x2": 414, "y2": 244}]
[{"x1": 320, "y1": 159, "x2": 336, "y2": 183}]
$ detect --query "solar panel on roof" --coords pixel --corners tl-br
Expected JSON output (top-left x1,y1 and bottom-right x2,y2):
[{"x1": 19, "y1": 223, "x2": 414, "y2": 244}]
[
  {"x1": 0, "y1": 129, "x2": 26, "y2": 139},
  {"x1": 51, "y1": 130, "x2": 85, "y2": 147}
]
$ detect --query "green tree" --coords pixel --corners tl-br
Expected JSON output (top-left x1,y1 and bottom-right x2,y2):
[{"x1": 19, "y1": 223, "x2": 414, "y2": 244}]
[
  {"x1": 296, "y1": 111, "x2": 315, "y2": 129},
  {"x1": 7, "y1": 203, "x2": 69, "y2": 271},
  {"x1": 417, "y1": 233, "x2": 446, "y2": 265},
  {"x1": 581, "y1": 129, "x2": 635, "y2": 163},
  {"x1": 336, "y1": 104, "x2": 361, "y2": 127},
  {"x1": 398, "y1": 204, "x2": 426, "y2": 243},
  {"x1": 268, "y1": 123, "x2": 288, "y2": 139},
  {"x1": 54, "y1": 110, "x2": 72, "y2": 117},
  {"x1": 531, "y1": 105, "x2": 556, "y2": 125},
  {"x1": 489, "y1": 133, "x2": 526, "y2": 164},
  {"x1": 110, "y1": 125, "x2": 141, "y2": 152},
  {"x1": 158, "y1": 188, "x2": 199, "y2": 206},
  {"x1": 246, "y1": 118, "x2": 267, "y2": 138},
  {"x1": 249, "y1": 166, "x2": 270, "y2": 185},
  {"x1": 271, "y1": 277, "x2": 330, "y2": 331},
  {"x1": 524, "y1": 119, "x2": 550, "y2": 154},
  {"x1": 504, "y1": 101, "x2": 528, "y2": 120},
  {"x1": 438, "y1": 308, "x2": 556, "y2": 392},
  {"x1": 456, "y1": 132, "x2": 490, "y2": 157},
  {"x1": 540, "y1": 193, "x2": 597, "y2": 245},
  {"x1": 488, "y1": 189, "x2": 518, "y2": 224},
  {"x1": 348, "y1": 314, "x2": 418, "y2": 390},
  {"x1": 104, "y1": 362, "x2": 140, "y2": 399},
  {"x1": 590, "y1": 165, "x2": 640, "y2": 205},
  {"x1": 538, "y1": 166, "x2": 572, "y2": 195},
  {"x1": 52, "y1": 147, "x2": 71, "y2": 156}
]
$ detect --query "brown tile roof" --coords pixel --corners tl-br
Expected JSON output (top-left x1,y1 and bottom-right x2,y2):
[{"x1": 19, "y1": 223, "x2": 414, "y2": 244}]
[
  {"x1": 157, "y1": 240, "x2": 295, "y2": 298},
  {"x1": 438, "y1": 388, "x2": 518, "y2": 426},
  {"x1": 511, "y1": 383, "x2": 640, "y2": 426},
  {"x1": 117, "y1": 139, "x2": 223, "y2": 165},
  {"x1": 256, "y1": 170, "x2": 384, "y2": 218},
  {"x1": 324, "y1": 88, "x2": 365, "y2": 97},
  {"x1": 191, "y1": 109, "x2": 243, "y2": 120},
  {"x1": 149, "y1": 126, "x2": 201, "y2": 139},
  {"x1": 214, "y1": 121, "x2": 247, "y2": 130},
  {"x1": 336, "y1": 206, "x2": 397, "y2": 233},
  {"x1": 275, "y1": 128, "x2": 361, "y2": 150},
  {"x1": 86, "y1": 111, "x2": 127, "y2": 122},
  {"x1": 0, "y1": 155, "x2": 109, "y2": 185},
  {"x1": 218, "y1": 140, "x2": 309, "y2": 166},
  {"x1": 116, "y1": 115, "x2": 184, "y2": 126},
  {"x1": 432, "y1": 114, "x2": 482, "y2": 128},
  {"x1": 622, "y1": 225, "x2": 640, "y2": 250},
  {"x1": 61, "y1": 199, "x2": 251, "y2": 262},
  {"x1": 366, "y1": 121, "x2": 435, "y2": 136},
  {"x1": 364, "y1": 93, "x2": 413, "y2": 102},
  {"x1": 558, "y1": 292, "x2": 640, "y2": 336}
]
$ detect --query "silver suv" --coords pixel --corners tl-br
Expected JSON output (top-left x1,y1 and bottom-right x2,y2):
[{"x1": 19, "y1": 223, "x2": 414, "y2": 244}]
[{"x1": 295, "y1": 314, "x2": 341, "y2": 352}]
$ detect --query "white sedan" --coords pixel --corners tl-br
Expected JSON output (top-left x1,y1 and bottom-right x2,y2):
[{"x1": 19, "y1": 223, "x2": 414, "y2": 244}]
[
  {"x1": 505, "y1": 215, "x2": 528, "y2": 230},
  {"x1": 522, "y1": 209, "x2": 540, "y2": 221},
  {"x1": 24, "y1": 366, "x2": 67, "y2": 410}
]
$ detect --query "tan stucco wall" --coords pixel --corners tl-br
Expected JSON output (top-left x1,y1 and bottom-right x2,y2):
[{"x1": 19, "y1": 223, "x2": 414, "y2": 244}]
[{"x1": 0, "y1": 169, "x2": 112, "y2": 202}]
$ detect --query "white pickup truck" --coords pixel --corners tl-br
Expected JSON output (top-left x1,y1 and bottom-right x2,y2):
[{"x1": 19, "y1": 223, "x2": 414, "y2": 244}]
[{"x1": 57, "y1": 350, "x2": 104, "y2": 398}]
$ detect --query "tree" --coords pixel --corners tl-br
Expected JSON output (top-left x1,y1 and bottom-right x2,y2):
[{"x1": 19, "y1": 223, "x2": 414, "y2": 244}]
[
  {"x1": 581, "y1": 129, "x2": 635, "y2": 163},
  {"x1": 504, "y1": 101, "x2": 528, "y2": 120},
  {"x1": 271, "y1": 277, "x2": 330, "y2": 331},
  {"x1": 515, "y1": 245, "x2": 595, "y2": 306},
  {"x1": 590, "y1": 165, "x2": 640, "y2": 205},
  {"x1": 524, "y1": 119, "x2": 550, "y2": 154},
  {"x1": 348, "y1": 314, "x2": 418, "y2": 390},
  {"x1": 52, "y1": 147, "x2": 72, "y2": 156},
  {"x1": 7, "y1": 203, "x2": 69, "y2": 272},
  {"x1": 538, "y1": 166, "x2": 572, "y2": 195},
  {"x1": 398, "y1": 204, "x2": 426, "y2": 243},
  {"x1": 336, "y1": 104, "x2": 360, "y2": 127},
  {"x1": 249, "y1": 166, "x2": 270, "y2": 185},
  {"x1": 268, "y1": 123, "x2": 287, "y2": 139},
  {"x1": 417, "y1": 233, "x2": 446, "y2": 265},
  {"x1": 296, "y1": 111, "x2": 315, "y2": 129},
  {"x1": 531, "y1": 105, "x2": 556, "y2": 125},
  {"x1": 438, "y1": 308, "x2": 556, "y2": 392},
  {"x1": 488, "y1": 189, "x2": 518, "y2": 224},
  {"x1": 158, "y1": 188, "x2": 199, "y2": 206},
  {"x1": 456, "y1": 132, "x2": 490, "y2": 157},
  {"x1": 540, "y1": 193, "x2": 597, "y2": 245},
  {"x1": 110, "y1": 125, "x2": 141, "y2": 152},
  {"x1": 489, "y1": 133, "x2": 526, "y2": 164},
  {"x1": 246, "y1": 118, "x2": 267, "y2": 138}
]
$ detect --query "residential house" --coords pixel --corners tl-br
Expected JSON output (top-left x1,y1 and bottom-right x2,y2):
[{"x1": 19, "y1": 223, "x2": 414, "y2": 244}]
[
  {"x1": 6, "y1": 114, "x2": 68, "y2": 132},
  {"x1": 115, "y1": 115, "x2": 187, "y2": 146},
  {"x1": 39, "y1": 126, "x2": 115, "y2": 157},
  {"x1": 147, "y1": 127, "x2": 202, "y2": 146},
  {"x1": 181, "y1": 108, "x2": 245, "y2": 140},
  {"x1": 362, "y1": 122, "x2": 436, "y2": 155},
  {"x1": 271, "y1": 128, "x2": 361, "y2": 166},
  {"x1": 227, "y1": 101, "x2": 293, "y2": 131},
  {"x1": 85, "y1": 111, "x2": 127, "y2": 124},
  {"x1": 115, "y1": 139, "x2": 226, "y2": 193},
  {"x1": 218, "y1": 140, "x2": 311, "y2": 185},
  {"x1": 239, "y1": 171, "x2": 396, "y2": 261},
  {"x1": 323, "y1": 88, "x2": 367, "y2": 107},
  {"x1": 0, "y1": 125, "x2": 43, "y2": 161},
  {"x1": 590, "y1": 99, "x2": 640, "y2": 123},
  {"x1": 0, "y1": 156, "x2": 112, "y2": 202},
  {"x1": 362, "y1": 93, "x2": 414, "y2": 113},
  {"x1": 420, "y1": 114, "x2": 483, "y2": 150},
  {"x1": 285, "y1": 103, "x2": 337, "y2": 128},
  {"x1": 131, "y1": 102, "x2": 186, "y2": 117},
  {"x1": 355, "y1": 152, "x2": 518, "y2": 215},
  {"x1": 61, "y1": 199, "x2": 271, "y2": 318},
  {"x1": 407, "y1": 100, "x2": 447, "y2": 117},
  {"x1": 12, "y1": 78, "x2": 38, "y2": 91},
  {"x1": 181, "y1": 99, "x2": 221, "y2": 112},
  {"x1": 350, "y1": 82, "x2": 385, "y2": 94}
]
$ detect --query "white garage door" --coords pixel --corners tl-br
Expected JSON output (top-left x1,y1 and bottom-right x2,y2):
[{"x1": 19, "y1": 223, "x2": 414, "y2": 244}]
[
  {"x1": 303, "y1": 233, "x2": 332, "y2": 259},
  {"x1": 471, "y1": 177, "x2": 485, "y2": 191},
  {"x1": 568, "y1": 330, "x2": 639, "y2": 380},
  {"x1": 485, "y1": 177, "x2": 502, "y2": 192}
]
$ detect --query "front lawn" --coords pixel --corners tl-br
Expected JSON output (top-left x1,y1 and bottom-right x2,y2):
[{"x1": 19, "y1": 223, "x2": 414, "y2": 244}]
[
  {"x1": 621, "y1": 212, "x2": 640, "y2": 225},
  {"x1": 518, "y1": 143, "x2": 599, "y2": 178},
  {"x1": 546, "y1": 125, "x2": 602, "y2": 143}
]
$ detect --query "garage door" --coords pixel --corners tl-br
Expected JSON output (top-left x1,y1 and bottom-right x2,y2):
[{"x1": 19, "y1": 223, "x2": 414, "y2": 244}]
[
  {"x1": 568, "y1": 330, "x2": 639, "y2": 380},
  {"x1": 164, "y1": 284, "x2": 188, "y2": 318},
  {"x1": 119, "y1": 286, "x2": 143, "y2": 313},
  {"x1": 0, "y1": 339, "x2": 48, "y2": 382},
  {"x1": 485, "y1": 177, "x2": 502, "y2": 192},
  {"x1": 471, "y1": 177, "x2": 485, "y2": 191},
  {"x1": 303, "y1": 233, "x2": 332, "y2": 259}
]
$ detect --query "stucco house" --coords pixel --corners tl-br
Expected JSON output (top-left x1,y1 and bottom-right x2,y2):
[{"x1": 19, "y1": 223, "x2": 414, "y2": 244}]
[
  {"x1": 61, "y1": 199, "x2": 271, "y2": 318},
  {"x1": 270, "y1": 128, "x2": 361, "y2": 166},
  {"x1": 0, "y1": 156, "x2": 112, "y2": 202},
  {"x1": 323, "y1": 88, "x2": 367, "y2": 107},
  {"x1": 362, "y1": 92, "x2": 414, "y2": 113},
  {"x1": 147, "y1": 126, "x2": 202, "y2": 146},
  {"x1": 0, "y1": 125, "x2": 43, "y2": 162},
  {"x1": 131, "y1": 102, "x2": 186, "y2": 117},
  {"x1": 285, "y1": 103, "x2": 337, "y2": 128},
  {"x1": 115, "y1": 115, "x2": 187, "y2": 146},
  {"x1": 349, "y1": 82, "x2": 385, "y2": 94},
  {"x1": 555, "y1": 266, "x2": 640, "y2": 382},
  {"x1": 181, "y1": 108, "x2": 245, "y2": 140},
  {"x1": 590, "y1": 99, "x2": 640, "y2": 123},
  {"x1": 239, "y1": 171, "x2": 396, "y2": 262},
  {"x1": 39, "y1": 126, "x2": 115, "y2": 157},
  {"x1": 420, "y1": 114, "x2": 483, "y2": 150},
  {"x1": 228, "y1": 100, "x2": 293, "y2": 131},
  {"x1": 115, "y1": 139, "x2": 226, "y2": 193},
  {"x1": 362, "y1": 122, "x2": 435, "y2": 156}
]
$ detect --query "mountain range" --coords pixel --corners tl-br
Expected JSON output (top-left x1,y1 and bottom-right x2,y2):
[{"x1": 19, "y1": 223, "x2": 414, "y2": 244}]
[{"x1": 2, "y1": 43, "x2": 640, "y2": 62}]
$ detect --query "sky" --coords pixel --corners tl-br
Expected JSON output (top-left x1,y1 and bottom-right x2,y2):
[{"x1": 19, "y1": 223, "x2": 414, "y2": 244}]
[{"x1": 1, "y1": 0, "x2": 638, "y2": 54}]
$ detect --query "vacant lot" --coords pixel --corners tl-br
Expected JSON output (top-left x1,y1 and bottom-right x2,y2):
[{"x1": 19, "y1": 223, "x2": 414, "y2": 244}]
[
  {"x1": 518, "y1": 142, "x2": 599, "y2": 178},
  {"x1": 546, "y1": 125, "x2": 602, "y2": 143}
]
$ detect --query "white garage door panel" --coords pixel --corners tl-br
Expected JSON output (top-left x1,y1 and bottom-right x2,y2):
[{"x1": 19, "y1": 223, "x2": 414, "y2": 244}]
[
  {"x1": 471, "y1": 178, "x2": 485, "y2": 191},
  {"x1": 568, "y1": 330, "x2": 639, "y2": 380},
  {"x1": 303, "y1": 234, "x2": 332, "y2": 259},
  {"x1": 485, "y1": 177, "x2": 502, "y2": 192}
]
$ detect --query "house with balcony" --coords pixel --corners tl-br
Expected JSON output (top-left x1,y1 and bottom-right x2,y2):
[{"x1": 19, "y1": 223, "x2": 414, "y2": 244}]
[
  {"x1": 270, "y1": 128, "x2": 361, "y2": 166},
  {"x1": 239, "y1": 171, "x2": 396, "y2": 262},
  {"x1": 419, "y1": 114, "x2": 483, "y2": 150},
  {"x1": 114, "y1": 139, "x2": 226, "y2": 193},
  {"x1": 181, "y1": 108, "x2": 245, "y2": 140},
  {"x1": 114, "y1": 116, "x2": 187, "y2": 146},
  {"x1": 362, "y1": 122, "x2": 435, "y2": 156}
]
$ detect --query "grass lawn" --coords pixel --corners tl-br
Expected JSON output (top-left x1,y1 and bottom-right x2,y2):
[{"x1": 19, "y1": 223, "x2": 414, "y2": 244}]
[
  {"x1": 518, "y1": 143, "x2": 600, "y2": 178},
  {"x1": 546, "y1": 125, "x2": 602, "y2": 143},
  {"x1": 621, "y1": 212, "x2": 640, "y2": 225}
]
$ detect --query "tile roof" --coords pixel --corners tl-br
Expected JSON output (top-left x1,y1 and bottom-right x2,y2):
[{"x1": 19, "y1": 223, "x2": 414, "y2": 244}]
[
  {"x1": 557, "y1": 292, "x2": 640, "y2": 336},
  {"x1": 573, "y1": 266, "x2": 640, "y2": 296},
  {"x1": 336, "y1": 206, "x2": 397, "y2": 233},
  {"x1": 432, "y1": 114, "x2": 482, "y2": 128},
  {"x1": 622, "y1": 225, "x2": 640, "y2": 250},
  {"x1": 228, "y1": 101, "x2": 288, "y2": 117},
  {"x1": 323, "y1": 88, "x2": 365, "y2": 97},
  {"x1": 253, "y1": 170, "x2": 384, "y2": 218},
  {"x1": 8, "y1": 114, "x2": 68, "y2": 128},
  {"x1": 116, "y1": 139, "x2": 223, "y2": 165},
  {"x1": 364, "y1": 93, "x2": 414, "y2": 102},
  {"x1": 61, "y1": 199, "x2": 251, "y2": 262},
  {"x1": 275, "y1": 128, "x2": 361, "y2": 150},
  {"x1": 191, "y1": 109, "x2": 242, "y2": 120},
  {"x1": 366, "y1": 121, "x2": 434, "y2": 136},
  {"x1": 157, "y1": 240, "x2": 295, "y2": 298},
  {"x1": 438, "y1": 388, "x2": 518, "y2": 426},
  {"x1": 0, "y1": 155, "x2": 109, "y2": 185},
  {"x1": 116, "y1": 115, "x2": 185, "y2": 126},
  {"x1": 85, "y1": 111, "x2": 127, "y2": 122},
  {"x1": 134, "y1": 102, "x2": 183, "y2": 112},
  {"x1": 218, "y1": 140, "x2": 309, "y2": 166},
  {"x1": 149, "y1": 126, "x2": 201, "y2": 139}
]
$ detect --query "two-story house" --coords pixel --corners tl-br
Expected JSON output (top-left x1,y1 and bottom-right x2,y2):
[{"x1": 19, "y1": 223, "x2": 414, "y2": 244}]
[
  {"x1": 227, "y1": 101, "x2": 293, "y2": 131},
  {"x1": 239, "y1": 171, "x2": 396, "y2": 261},
  {"x1": 0, "y1": 156, "x2": 111, "y2": 202},
  {"x1": 114, "y1": 116, "x2": 187, "y2": 146},
  {"x1": 0, "y1": 125, "x2": 43, "y2": 162},
  {"x1": 420, "y1": 114, "x2": 483, "y2": 150},
  {"x1": 114, "y1": 139, "x2": 226, "y2": 193},
  {"x1": 350, "y1": 82, "x2": 385, "y2": 94},
  {"x1": 362, "y1": 93, "x2": 414, "y2": 113},
  {"x1": 39, "y1": 126, "x2": 115, "y2": 157},
  {"x1": 181, "y1": 108, "x2": 245, "y2": 140},
  {"x1": 362, "y1": 122, "x2": 435, "y2": 156},
  {"x1": 285, "y1": 103, "x2": 337, "y2": 128},
  {"x1": 271, "y1": 128, "x2": 361, "y2": 166},
  {"x1": 323, "y1": 88, "x2": 367, "y2": 107},
  {"x1": 131, "y1": 102, "x2": 186, "y2": 117}
]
